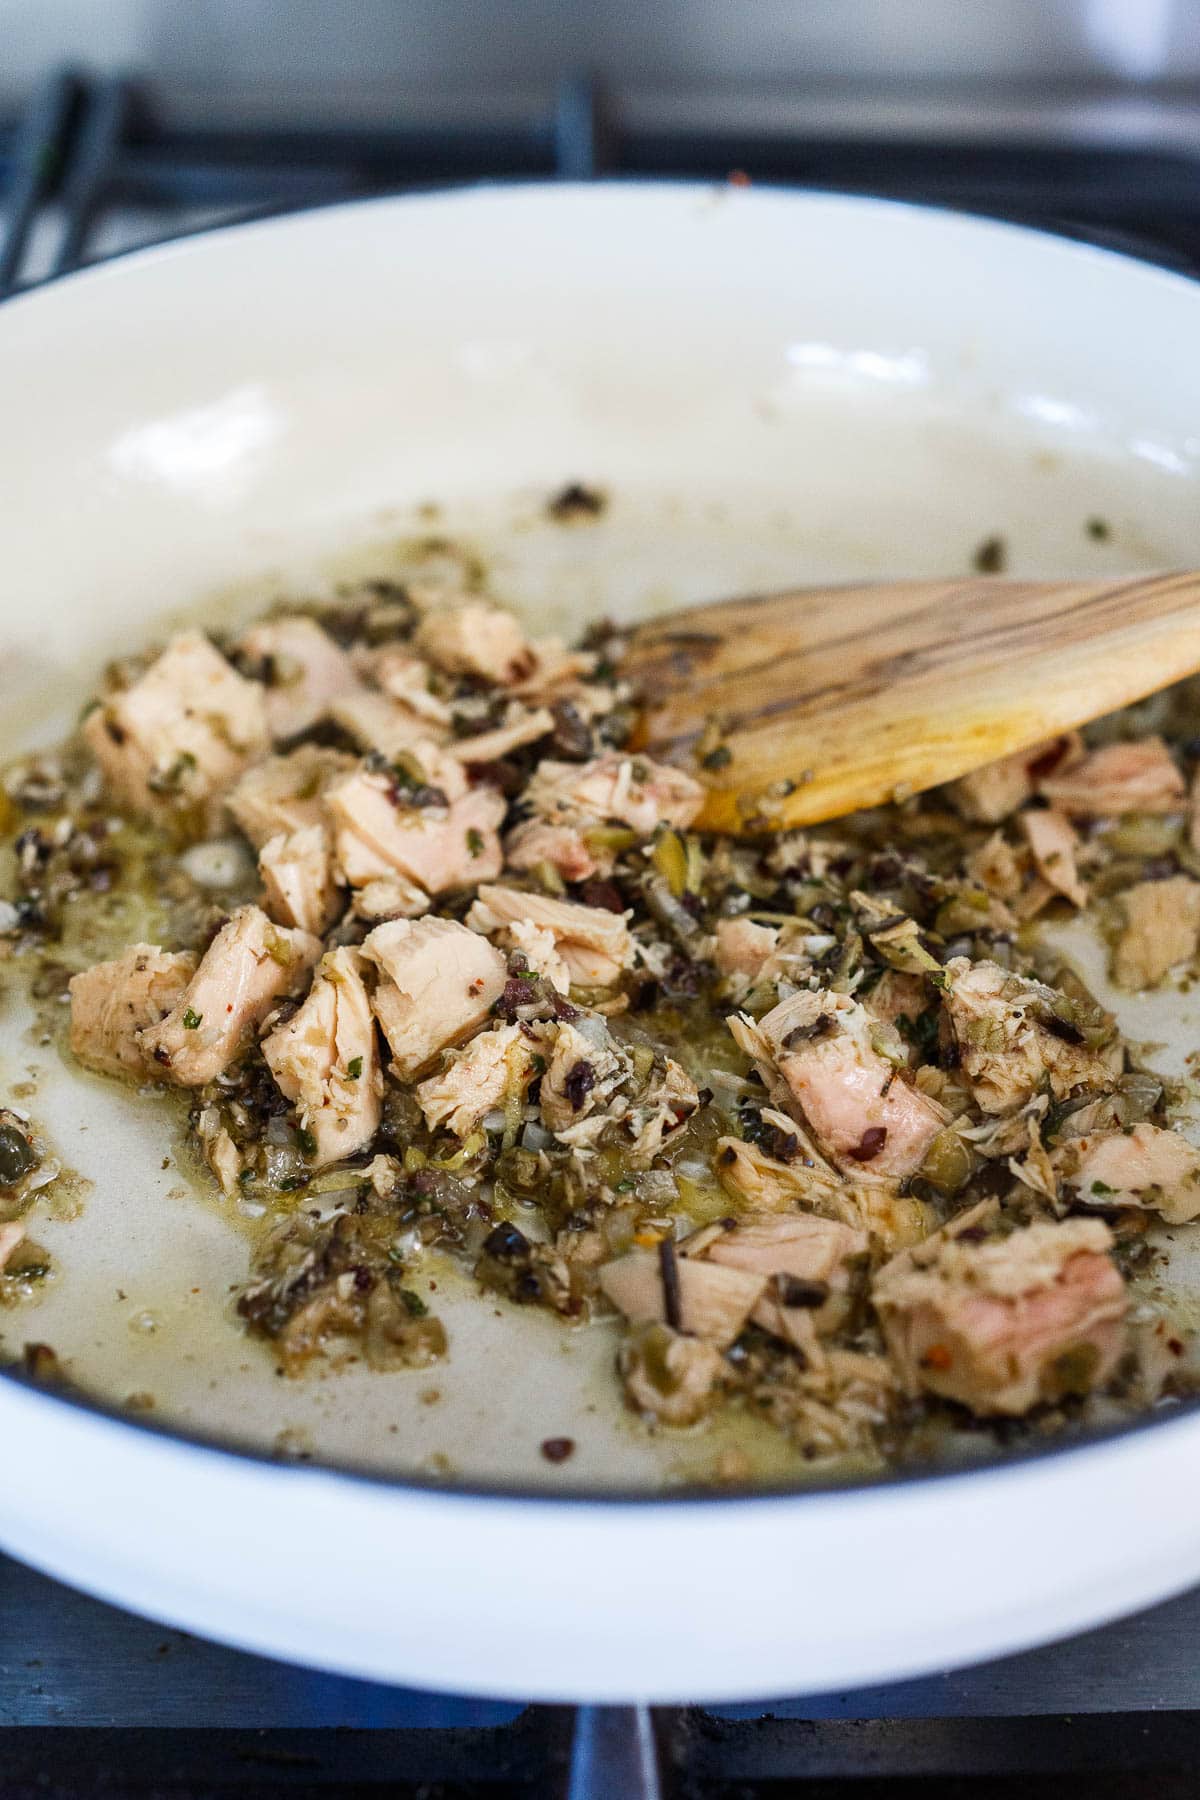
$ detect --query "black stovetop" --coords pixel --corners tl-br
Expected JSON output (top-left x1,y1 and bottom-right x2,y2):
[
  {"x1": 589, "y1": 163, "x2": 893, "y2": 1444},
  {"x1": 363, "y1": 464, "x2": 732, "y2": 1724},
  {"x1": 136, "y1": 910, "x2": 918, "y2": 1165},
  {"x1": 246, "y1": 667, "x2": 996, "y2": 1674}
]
[
  {"x1": 6, "y1": 1551, "x2": 1200, "y2": 1796},
  {"x1": 4, "y1": 62, "x2": 1200, "y2": 1799}
]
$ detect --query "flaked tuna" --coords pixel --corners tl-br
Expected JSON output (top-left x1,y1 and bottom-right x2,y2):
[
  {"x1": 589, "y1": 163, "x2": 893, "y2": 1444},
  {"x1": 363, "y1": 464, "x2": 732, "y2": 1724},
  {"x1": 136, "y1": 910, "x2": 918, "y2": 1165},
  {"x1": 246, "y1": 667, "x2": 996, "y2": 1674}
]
[
  {"x1": 361, "y1": 915, "x2": 506, "y2": 1079},
  {"x1": 874, "y1": 1216, "x2": 1127, "y2": 1415},
  {"x1": 83, "y1": 631, "x2": 269, "y2": 825},
  {"x1": 263, "y1": 947, "x2": 381, "y2": 1168},
  {"x1": 227, "y1": 745, "x2": 355, "y2": 849},
  {"x1": 729, "y1": 990, "x2": 948, "y2": 1180},
  {"x1": 233, "y1": 614, "x2": 363, "y2": 741},
  {"x1": 69, "y1": 945, "x2": 198, "y2": 1083},
  {"x1": 139, "y1": 906, "x2": 320, "y2": 1086},
  {"x1": 259, "y1": 824, "x2": 342, "y2": 936},
  {"x1": 1054, "y1": 1121, "x2": 1200, "y2": 1224},
  {"x1": 468, "y1": 884, "x2": 633, "y2": 988}
]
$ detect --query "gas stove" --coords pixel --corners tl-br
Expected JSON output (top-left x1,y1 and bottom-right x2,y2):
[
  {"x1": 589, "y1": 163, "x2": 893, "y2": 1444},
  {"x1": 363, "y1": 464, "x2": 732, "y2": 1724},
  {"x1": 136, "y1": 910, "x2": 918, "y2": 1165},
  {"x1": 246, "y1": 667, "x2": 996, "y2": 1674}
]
[{"x1": 4, "y1": 63, "x2": 1200, "y2": 1799}]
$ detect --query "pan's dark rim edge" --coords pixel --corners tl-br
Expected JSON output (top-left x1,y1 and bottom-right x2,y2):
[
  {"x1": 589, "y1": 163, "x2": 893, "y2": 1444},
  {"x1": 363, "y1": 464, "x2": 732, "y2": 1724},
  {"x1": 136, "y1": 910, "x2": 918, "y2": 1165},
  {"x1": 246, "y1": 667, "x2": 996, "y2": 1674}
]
[{"x1": 2, "y1": 175, "x2": 1199, "y2": 1510}]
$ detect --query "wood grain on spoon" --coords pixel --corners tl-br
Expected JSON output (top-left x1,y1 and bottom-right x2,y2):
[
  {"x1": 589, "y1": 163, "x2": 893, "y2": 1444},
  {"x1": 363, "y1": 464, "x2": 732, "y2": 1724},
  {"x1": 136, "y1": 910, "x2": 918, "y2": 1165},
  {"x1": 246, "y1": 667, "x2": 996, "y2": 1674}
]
[{"x1": 623, "y1": 573, "x2": 1200, "y2": 833}]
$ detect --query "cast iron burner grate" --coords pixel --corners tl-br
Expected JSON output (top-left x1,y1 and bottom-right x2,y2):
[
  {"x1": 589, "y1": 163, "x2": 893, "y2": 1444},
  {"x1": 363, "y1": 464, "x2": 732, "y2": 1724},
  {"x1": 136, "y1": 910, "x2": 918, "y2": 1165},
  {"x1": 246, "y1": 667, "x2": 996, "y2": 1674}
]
[
  {"x1": 4, "y1": 62, "x2": 1200, "y2": 1800},
  {"x1": 4, "y1": 66, "x2": 1200, "y2": 293}
]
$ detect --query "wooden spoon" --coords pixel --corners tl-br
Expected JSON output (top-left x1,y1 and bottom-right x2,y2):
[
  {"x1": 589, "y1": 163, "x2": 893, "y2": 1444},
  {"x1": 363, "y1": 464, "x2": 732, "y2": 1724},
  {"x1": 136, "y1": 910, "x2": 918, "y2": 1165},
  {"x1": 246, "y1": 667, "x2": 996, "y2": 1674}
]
[{"x1": 623, "y1": 572, "x2": 1200, "y2": 833}]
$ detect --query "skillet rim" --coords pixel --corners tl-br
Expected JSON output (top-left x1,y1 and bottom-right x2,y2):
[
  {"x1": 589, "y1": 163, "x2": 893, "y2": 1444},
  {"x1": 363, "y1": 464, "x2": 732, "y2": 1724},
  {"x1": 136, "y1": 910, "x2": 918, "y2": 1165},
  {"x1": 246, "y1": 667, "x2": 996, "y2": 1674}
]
[{"x1": 3, "y1": 175, "x2": 1199, "y2": 1507}]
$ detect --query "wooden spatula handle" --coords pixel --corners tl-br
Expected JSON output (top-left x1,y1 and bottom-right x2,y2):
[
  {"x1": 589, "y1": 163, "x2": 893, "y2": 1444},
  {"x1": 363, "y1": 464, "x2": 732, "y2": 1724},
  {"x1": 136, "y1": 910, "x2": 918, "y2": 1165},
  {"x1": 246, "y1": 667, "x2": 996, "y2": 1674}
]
[{"x1": 624, "y1": 573, "x2": 1200, "y2": 832}]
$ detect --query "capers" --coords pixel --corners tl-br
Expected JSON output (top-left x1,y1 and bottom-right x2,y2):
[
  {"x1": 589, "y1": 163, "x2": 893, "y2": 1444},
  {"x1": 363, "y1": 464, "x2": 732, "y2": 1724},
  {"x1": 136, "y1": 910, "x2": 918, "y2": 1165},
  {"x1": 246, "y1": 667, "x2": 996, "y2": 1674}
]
[
  {"x1": 1101, "y1": 814, "x2": 1181, "y2": 860},
  {"x1": 0, "y1": 1122, "x2": 37, "y2": 1189},
  {"x1": 917, "y1": 1127, "x2": 974, "y2": 1198}
]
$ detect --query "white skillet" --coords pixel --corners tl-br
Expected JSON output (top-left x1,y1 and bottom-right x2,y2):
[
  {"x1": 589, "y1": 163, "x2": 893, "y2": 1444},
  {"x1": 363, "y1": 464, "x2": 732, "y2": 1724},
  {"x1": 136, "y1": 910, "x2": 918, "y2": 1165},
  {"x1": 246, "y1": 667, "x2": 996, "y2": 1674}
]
[{"x1": 2, "y1": 185, "x2": 1200, "y2": 1702}]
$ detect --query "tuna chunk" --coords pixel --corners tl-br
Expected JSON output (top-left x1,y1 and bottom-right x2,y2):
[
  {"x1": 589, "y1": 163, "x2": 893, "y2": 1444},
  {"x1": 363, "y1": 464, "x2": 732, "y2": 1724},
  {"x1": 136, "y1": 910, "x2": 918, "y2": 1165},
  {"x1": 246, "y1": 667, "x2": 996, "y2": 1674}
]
[
  {"x1": 361, "y1": 915, "x2": 506, "y2": 1079},
  {"x1": 714, "y1": 1133, "x2": 834, "y2": 1211},
  {"x1": 450, "y1": 705, "x2": 555, "y2": 764},
  {"x1": 362, "y1": 648, "x2": 453, "y2": 727},
  {"x1": 505, "y1": 818, "x2": 600, "y2": 883},
  {"x1": 1053, "y1": 1121, "x2": 1200, "y2": 1224},
  {"x1": 416, "y1": 1021, "x2": 543, "y2": 1138},
  {"x1": 728, "y1": 990, "x2": 948, "y2": 1180},
  {"x1": 415, "y1": 601, "x2": 535, "y2": 685},
  {"x1": 503, "y1": 919, "x2": 571, "y2": 993},
  {"x1": 353, "y1": 874, "x2": 431, "y2": 921},
  {"x1": 262, "y1": 946, "x2": 381, "y2": 1169},
  {"x1": 467, "y1": 884, "x2": 633, "y2": 987},
  {"x1": 259, "y1": 824, "x2": 342, "y2": 936},
  {"x1": 227, "y1": 745, "x2": 355, "y2": 849},
  {"x1": 525, "y1": 752, "x2": 704, "y2": 839},
  {"x1": 1020, "y1": 806, "x2": 1087, "y2": 907},
  {"x1": 1039, "y1": 736, "x2": 1185, "y2": 817},
  {"x1": 328, "y1": 692, "x2": 438, "y2": 759},
  {"x1": 942, "y1": 958, "x2": 1115, "y2": 1112},
  {"x1": 948, "y1": 733, "x2": 1080, "y2": 823},
  {"x1": 600, "y1": 1247, "x2": 764, "y2": 1347},
  {"x1": 233, "y1": 615, "x2": 362, "y2": 741},
  {"x1": 622, "y1": 1057, "x2": 702, "y2": 1166},
  {"x1": 69, "y1": 944, "x2": 198, "y2": 1082},
  {"x1": 715, "y1": 916, "x2": 779, "y2": 981},
  {"x1": 540, "y1": 1018, "x2": 631, "y2": 1145},
  {"x1": 1112, "y1": 875, "x2": 1200, "y2": 991},
  {"x1": 873, "y1": 1217, "x2": 1127, "y2": 1415},
  {"x1": 708, "y1": 1213, "x2": 868, "y2": 1287},
  {"x1": 83, "y1": 630, "x2": 269, "y2": 825},
  {"x1": 862, "y1": 969, "x2": 929, "y2": 1036},
  {"x1": 327, "y1": 762, "x2": 504, "y2": 895},
  {"x1": 511, "y1": 637, "x2": 601, "y2": 703},
  {"x1": 139, "y1": 905, "x2": 320, "y2": 1086},
  {"x1": 618, "y1": 1323, "x2": 725, "y2": 1426},
  {"x1": 708, "y1": 1212, "x2": 868, "y2": 1339}
]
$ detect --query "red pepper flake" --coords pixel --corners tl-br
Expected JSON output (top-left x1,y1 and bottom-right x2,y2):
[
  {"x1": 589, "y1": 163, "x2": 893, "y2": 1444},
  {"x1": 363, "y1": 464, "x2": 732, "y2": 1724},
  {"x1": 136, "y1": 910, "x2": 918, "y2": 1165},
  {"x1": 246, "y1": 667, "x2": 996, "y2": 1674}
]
[
  {"x1": 921, "y1": 1344, "x2": 953, "y2": 1371},
  {"x1": 540, "y1": 1436, "x2": 575, "y2": 1464},
  {"x1": 728, "y1": 169, "x2": 751, "y2": 188}
]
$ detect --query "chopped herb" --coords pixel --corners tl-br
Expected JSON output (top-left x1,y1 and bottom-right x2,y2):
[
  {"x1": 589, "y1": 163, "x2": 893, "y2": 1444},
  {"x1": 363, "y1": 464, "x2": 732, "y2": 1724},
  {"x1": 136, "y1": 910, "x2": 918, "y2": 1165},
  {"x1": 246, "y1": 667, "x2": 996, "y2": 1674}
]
[
  {"x1": 347, "y1": 1056, "x2": 363, "y2": 1080},
  {"x1": 181, "y1": 1008, "x2": 202, "y2": 1031},
  {"x1": 466, "y1": 827, "x2": 485, "y2": 858},
  {"x1": 399, "y1": 1288, "x2": 428, "y2": 1317},
  {"x1": 1090, "y1": 1180, "x2": 1116, "y2": 1197},
  {"x1": 702, "y1": 744, "x2": 733, "y2": 771},
  {"x1": 296, "y1": 1127, "x2": 318, "y2": 1157}
]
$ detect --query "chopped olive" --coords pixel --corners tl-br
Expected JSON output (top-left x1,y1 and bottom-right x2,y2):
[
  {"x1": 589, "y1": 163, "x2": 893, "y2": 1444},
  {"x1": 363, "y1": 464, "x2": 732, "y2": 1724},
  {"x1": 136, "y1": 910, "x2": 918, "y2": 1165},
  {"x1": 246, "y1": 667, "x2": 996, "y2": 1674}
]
[{"x1": 0, "y1": 1123, "x2": 37, "y2": 1188}]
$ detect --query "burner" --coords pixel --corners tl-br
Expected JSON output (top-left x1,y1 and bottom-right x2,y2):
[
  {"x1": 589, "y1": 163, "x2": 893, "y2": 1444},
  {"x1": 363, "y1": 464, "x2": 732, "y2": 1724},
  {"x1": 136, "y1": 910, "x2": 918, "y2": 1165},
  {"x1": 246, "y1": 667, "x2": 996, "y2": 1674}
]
[{"x1": 4, "y1": 67, "x2": 1200, "y2": 296}]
